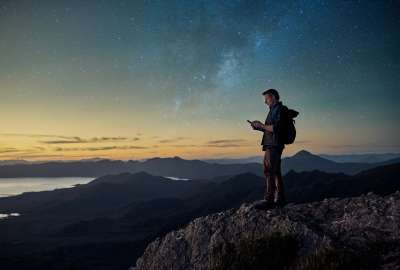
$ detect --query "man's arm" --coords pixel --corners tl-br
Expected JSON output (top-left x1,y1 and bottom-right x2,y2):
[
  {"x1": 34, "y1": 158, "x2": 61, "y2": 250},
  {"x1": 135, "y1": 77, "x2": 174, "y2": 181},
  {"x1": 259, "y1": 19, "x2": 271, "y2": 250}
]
[
  {"x1": 262, "y1": 107, "x2": 281, "y2": 132},
  {"x1": 263, "y1": 124, "x2": 274, "y2": 132},
  {"x1": 253, "y1": 122, "x2": 273, "y2": 132}
]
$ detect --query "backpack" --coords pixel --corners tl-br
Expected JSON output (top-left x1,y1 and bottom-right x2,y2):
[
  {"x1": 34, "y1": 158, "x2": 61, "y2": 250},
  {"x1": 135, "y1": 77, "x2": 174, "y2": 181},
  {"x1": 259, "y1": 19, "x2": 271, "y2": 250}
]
[{"x1": 280, "y1": 105, "x2": 299, "y2": 144}]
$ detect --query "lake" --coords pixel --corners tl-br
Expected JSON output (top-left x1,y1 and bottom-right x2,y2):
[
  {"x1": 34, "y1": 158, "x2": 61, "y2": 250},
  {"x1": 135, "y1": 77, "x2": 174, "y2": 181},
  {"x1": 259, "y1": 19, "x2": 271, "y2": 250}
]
[
  {"x1": 0, "y1": 175, "x2": 191, "y2": 198},
  {"x1": 0, "y1": 177, "x2": 95, "y2": 198}
]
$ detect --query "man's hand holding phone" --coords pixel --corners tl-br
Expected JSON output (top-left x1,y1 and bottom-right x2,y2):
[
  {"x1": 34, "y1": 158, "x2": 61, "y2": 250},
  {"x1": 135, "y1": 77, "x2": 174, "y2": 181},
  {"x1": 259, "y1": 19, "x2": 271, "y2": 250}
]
[{"x1": 247, "y1": 120, "x2": 265, "y2": 131}]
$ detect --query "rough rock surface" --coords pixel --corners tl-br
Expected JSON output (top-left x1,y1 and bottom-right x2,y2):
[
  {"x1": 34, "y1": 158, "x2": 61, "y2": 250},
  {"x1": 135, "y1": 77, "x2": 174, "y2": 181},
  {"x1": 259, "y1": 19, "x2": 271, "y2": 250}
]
[{"x1": 131, "y1": 191, "x2": 400, "y2": 270}]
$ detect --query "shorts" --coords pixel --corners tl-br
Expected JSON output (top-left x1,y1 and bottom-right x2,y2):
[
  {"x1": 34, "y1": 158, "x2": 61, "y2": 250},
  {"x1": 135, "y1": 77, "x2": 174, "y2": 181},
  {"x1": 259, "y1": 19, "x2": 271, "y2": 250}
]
[
  {"x1": 262, "y1": 145, "x2": 284, "y2": 176},
  {"x1": 262, "y1": 144, "x2": 284, "y2": 151}
]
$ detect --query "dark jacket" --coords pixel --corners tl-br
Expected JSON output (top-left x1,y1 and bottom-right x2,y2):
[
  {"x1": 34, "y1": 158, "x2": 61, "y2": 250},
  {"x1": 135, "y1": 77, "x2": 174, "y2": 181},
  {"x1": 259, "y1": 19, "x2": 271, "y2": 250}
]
[{"x1": 261, "y1": 101, "x2": 284, "y2": 148}]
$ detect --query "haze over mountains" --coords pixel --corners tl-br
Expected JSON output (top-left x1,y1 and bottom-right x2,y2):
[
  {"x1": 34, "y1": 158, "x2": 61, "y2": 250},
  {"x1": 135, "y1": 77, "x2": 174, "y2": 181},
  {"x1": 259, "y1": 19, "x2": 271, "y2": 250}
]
[
  {"x1": 204, "y1": 152, "x2": 400, "y2": 164},
  {"x1": 319, "y1": 152, "x2": 400, "y2": 163},
  {"x1": 0, "y1": 150, "x2": 399, "y2": 179}
]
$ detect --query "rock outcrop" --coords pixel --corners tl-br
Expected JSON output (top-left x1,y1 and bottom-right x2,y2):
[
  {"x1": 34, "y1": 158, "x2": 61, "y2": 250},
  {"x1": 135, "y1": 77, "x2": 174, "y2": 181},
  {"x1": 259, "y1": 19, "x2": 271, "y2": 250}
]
[{"x1": 131, "y1": 191, "x2": 400, "y2": 270}]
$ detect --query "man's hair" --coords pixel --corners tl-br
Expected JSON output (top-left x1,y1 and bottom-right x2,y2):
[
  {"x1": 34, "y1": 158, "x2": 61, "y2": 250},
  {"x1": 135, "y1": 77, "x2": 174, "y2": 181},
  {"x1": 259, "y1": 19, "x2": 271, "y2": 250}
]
[{"x1": 262, "y1": 88, "x2": 280, "y2": 100}]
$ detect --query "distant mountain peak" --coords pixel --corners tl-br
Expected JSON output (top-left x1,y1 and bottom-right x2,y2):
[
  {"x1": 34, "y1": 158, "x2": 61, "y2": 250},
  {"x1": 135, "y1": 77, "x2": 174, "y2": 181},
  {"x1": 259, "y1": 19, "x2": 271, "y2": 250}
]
[
  {"x1": 145, "y1": 157, "x2": 161, "y2": 161},
  {"x1": 292, "y1": 150, "x2": 315, "y2": 158}
]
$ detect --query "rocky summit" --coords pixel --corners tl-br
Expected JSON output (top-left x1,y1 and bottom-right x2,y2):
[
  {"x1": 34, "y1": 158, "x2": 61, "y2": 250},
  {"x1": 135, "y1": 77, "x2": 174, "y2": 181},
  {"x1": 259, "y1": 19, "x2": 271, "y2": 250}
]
[{"x1": 131, "y1": 191, "x2": 400, "y2": 270}]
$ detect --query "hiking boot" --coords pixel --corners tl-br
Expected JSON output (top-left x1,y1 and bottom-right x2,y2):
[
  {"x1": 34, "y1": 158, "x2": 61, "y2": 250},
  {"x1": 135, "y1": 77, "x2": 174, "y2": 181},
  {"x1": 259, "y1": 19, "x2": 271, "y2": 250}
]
[{"x1": 253, "y1": 200, "x2": 275, "y2": 211}]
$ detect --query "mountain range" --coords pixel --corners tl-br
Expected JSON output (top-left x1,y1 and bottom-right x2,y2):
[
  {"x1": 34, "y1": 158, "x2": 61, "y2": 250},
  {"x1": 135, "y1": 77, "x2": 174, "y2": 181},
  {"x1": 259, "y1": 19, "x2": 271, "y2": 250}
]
[
  {"x1": 205, "y1": 152, "x2": 400, "y2": 164},
  {"x1": 0, "y1": 150, "x2": 399, "y2": 179}
]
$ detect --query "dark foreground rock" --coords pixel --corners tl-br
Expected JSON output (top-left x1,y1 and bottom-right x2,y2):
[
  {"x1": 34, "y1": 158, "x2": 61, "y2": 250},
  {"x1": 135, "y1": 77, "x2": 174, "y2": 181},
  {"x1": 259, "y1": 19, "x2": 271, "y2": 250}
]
[{"x1": 131, "y1": 191, "x2": 400, "y2": 270}]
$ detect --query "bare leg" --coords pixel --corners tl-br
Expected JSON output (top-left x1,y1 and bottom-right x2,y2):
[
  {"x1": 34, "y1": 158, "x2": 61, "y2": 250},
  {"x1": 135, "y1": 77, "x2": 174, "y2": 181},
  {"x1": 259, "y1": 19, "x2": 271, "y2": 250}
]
[
  {"x1": 274, "y1": 147, "x2": 286, "y2": 203},
  {"x1": 263, "y1": 149, "x2": 275, "y2": 202},
  {"x1": 274, "y1": 170, "x2": 285, "y2": 202}
]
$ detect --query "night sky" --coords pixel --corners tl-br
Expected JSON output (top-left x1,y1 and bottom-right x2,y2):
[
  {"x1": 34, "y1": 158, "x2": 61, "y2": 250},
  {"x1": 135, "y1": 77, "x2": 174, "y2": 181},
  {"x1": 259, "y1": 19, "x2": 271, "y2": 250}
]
[{"x1": 0, "y1": 0, "x2": 399, "y2": 160}]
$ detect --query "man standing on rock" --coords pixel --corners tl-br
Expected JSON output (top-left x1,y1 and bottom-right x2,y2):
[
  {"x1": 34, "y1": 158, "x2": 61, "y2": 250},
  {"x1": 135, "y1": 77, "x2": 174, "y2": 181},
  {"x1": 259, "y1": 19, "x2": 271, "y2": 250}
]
[{"x1": 248, "y1": 88, "x2": 287, "y2": 210}]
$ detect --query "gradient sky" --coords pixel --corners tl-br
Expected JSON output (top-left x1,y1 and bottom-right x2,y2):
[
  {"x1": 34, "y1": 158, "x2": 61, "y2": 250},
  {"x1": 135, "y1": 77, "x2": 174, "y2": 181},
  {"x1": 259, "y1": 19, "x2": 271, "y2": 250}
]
[{"x1": 0, "y1": 0, "x2": 399, "y2": 161}]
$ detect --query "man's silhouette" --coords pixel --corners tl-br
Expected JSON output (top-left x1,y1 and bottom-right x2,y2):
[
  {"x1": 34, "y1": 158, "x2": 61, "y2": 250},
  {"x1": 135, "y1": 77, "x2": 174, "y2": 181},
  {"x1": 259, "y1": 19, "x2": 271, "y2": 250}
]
[{"x1": 249, "y1": 88, "x2": 287, "y2": 210}]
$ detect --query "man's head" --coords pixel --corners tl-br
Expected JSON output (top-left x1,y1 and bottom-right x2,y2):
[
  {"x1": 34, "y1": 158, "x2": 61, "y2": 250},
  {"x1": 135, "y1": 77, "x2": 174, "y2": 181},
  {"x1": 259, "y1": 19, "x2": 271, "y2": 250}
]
[{"x1": 262, "y1": 88, "x2": 280, "y2": 107}]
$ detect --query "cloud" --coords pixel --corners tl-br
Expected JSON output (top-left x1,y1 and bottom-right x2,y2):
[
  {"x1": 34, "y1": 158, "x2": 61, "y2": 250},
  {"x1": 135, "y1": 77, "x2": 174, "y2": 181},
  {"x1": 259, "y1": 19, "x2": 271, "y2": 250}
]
[
  {"x1": 0, "y1": 154, "x2": 66, "y2": 159},
  {"x1": 153, "y1": 138, "x2": 252, "y2": 148},
  {"x1": 54, "y1": 145, "x2": 148, "y2": 152},
  {"x1": 0, "y1": 147, "x2": 21, "y2": 153},
  {"x1": 165, "y1": 144, "x2": 198, "y2": 148},
  {"x1": 40, "y1": 136, "x2": 130, "y2": 144},
  {"x1": 0, "y1": 147, "x2": 47, "y2": 154},
  {"x1": 0, "y1": 133, "x2": 142, "y2": 144},
  {"x1": 158, "y1": 136, "x2": 189, "y2": 143},
  {"x1": 0, "y1": 133, "x2": 73, "y2": 139},
  {"x1": 203, "y1": 143, "x2": 248, "y2": 148},
  {"x1": 203, "y1": 138, "x2": 252, "y2": 148},
  {"x1": 206, "y1": 139, "x2": 247, "y2": 144}
]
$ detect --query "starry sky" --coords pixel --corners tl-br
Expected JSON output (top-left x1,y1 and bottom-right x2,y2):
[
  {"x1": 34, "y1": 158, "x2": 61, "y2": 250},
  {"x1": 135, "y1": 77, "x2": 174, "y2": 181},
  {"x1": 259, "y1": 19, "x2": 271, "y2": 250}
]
[{"x1": 0, "y1": 0, "x2": 399, "y2": 161}]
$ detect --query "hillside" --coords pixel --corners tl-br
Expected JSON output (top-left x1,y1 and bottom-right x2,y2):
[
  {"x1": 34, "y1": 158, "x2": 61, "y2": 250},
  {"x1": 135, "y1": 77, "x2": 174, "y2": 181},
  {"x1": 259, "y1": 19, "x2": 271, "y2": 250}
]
[
  {"x1": 1, "y1": 163, "x2": 399, "y2": 269},
  {"x1": 132, "y1": 191, "x2": 400, "y2": 270}
]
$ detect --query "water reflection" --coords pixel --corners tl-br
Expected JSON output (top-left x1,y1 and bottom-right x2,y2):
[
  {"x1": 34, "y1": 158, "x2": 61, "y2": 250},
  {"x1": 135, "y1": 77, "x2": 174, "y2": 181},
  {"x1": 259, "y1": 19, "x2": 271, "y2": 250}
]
[
  {"x1": 0, "y1": 177, "x2": 95, "y2": 197},
  {"x1": 164, "y1": 176, "x2": 191, "y2": 181},
  {"x1": 0, "y1": 213, "x2": 20, "y2": 220}
]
